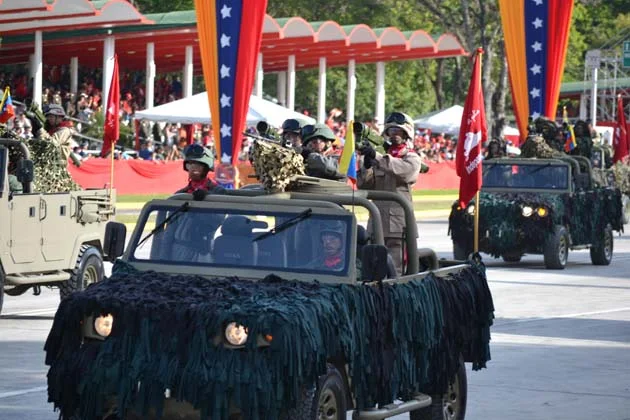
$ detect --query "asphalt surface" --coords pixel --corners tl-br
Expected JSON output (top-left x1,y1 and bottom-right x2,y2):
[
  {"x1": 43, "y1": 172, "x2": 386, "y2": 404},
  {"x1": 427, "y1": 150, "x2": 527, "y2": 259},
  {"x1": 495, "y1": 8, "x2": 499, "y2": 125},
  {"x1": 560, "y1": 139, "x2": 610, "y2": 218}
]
[{"x1": 1, "y1": 219, "x2": 629, "y2": 420}]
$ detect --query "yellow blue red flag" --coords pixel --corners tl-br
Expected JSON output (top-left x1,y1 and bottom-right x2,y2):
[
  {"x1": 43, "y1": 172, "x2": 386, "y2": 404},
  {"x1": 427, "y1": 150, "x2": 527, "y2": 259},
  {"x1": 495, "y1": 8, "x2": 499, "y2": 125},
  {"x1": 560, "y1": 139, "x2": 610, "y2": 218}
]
[
  {"x1": 0, "y1": 87, "x2": 16, "y2": 124},
  {"x1": 498, "y1": 0, "x2": 574, "y2": 143},
  {"x1": 562, "y1": 106, "x2": 576, "y2": 152},
  {"x1": 194, "y1": 0, "x2": 268, "y2": 165},
  {"x1": 339, "y1": 121, "x2": 357, "y2": 183}
]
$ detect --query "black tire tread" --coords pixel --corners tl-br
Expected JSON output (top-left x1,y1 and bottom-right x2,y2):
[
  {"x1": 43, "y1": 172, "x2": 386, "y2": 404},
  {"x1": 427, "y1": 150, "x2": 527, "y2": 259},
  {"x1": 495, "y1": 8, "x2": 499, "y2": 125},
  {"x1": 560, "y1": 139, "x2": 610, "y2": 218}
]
[
  {"x1": 543, "y1": 225, "x2": 568, "y2": 270},
  {"x1": 590, "y1": 225, "x2": 613, "y2": 266},
  {"x1": 59, "y1": 245, "x2": 103, "y2": 300},
  {"x1": 281, "y1": 364, "x2": 346, "y2": 420},
  {"x1": 410, "y1": 357, "x2": 468, "y2": 420}
]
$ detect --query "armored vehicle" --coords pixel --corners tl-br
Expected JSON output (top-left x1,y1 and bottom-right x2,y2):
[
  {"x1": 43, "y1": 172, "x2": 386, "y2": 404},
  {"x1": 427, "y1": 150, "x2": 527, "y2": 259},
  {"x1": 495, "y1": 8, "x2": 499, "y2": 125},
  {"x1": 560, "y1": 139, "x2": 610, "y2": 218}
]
[
  {"x1": 449, "y1": 155, "x2": 624, "y2": 269},
  {"x1": 45, "y1": 177, "x2": 494, "y2": 420},
  {"x1": 0, "y1": 138, "x2": 114, "y2": 314}
]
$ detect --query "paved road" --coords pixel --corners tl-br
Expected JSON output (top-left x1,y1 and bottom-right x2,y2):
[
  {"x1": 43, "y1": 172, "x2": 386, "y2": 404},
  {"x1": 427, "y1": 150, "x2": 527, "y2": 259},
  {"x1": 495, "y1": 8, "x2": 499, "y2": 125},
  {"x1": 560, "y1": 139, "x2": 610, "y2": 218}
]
[{"x1": 1, "y1": 220, "x2": 629, "y2": 420}]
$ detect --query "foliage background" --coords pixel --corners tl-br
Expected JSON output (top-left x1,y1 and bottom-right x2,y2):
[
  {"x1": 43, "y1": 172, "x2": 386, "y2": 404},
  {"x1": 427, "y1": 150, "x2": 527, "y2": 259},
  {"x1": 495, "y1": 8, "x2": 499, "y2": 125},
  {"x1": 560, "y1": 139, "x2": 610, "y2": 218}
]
[{"x1": 130, "y1": 0, "x2": 630, "y2": 134}]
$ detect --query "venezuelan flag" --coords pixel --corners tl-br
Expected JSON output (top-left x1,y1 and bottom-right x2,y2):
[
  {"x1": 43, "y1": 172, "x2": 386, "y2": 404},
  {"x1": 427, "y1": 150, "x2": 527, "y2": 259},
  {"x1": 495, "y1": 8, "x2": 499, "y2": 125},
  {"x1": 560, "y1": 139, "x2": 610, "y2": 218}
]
[
  {"x1": 339, "y1": 121, "x2": 357, "y2": 184},
  {"x1": 498, "y1": 0, "x2": 574, "y2": 143},
  {"x1": 562, "y1": 106, "x2": 576, "y2": 152},
  {"x1": 0, "y1": 87, "x2": 16, "y2": 124},
  {"x1": 194, "y1": 0, "x2": 268, "y2": 165}
]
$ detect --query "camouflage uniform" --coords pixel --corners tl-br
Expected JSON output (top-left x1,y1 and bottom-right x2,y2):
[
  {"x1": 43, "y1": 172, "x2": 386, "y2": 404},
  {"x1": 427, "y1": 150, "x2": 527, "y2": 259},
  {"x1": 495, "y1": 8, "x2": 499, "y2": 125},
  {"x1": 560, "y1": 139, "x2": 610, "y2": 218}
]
[
  {"x1": 8, "y1": 174, "x2": 22, "y2": 193},
  {"x1": 357, "y1": 112, "x2": 422, "y2": 276}
]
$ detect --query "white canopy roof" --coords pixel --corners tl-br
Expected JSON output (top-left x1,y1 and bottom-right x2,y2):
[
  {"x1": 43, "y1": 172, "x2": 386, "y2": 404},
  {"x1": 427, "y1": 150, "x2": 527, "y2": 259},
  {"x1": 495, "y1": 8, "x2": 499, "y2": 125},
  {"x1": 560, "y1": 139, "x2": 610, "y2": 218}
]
[
  {"x1": 414, "y1": 105, "x2": 520, "y2": 139},
  {"x1": 134, "y1": 92, "x2": 315, "y2": 127}
]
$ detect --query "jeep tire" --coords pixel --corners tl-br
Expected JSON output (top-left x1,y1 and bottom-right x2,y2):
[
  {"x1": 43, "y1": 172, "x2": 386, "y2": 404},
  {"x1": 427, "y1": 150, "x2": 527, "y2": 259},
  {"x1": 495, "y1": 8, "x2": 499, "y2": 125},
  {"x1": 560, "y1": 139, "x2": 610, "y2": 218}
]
[
  {"x1": 410, "y1": 356, "x2": 468, "y2": 420},
  {"x1": 543, "y1": 226, "x2": 569, "y2": 270},
  {"x1": 452, "y1": 242, "x2": 471, "y2": 261},
  {"x1": 590, "y1": 224, "x2": 613, "y2": 266},
  {"x1": 59, "y1": 245, "x2": 104, "y2": 300},
  {"x1": 281, "y1": 364, "x2": 347, "y2": 420}
]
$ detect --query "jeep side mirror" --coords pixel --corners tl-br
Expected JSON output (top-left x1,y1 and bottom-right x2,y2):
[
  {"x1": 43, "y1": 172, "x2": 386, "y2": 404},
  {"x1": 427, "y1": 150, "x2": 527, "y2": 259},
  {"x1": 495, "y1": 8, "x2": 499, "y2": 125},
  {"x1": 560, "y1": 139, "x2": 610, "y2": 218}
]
[
  {"x1": 104, "y1": 222, "x2": 127, "y2": 261},
  {"x1": 16, "y1": 159, "x2": 34, "y2": 193},
  {"x1": 361, "y1": 244, "x2": 389, "y2": 282}
]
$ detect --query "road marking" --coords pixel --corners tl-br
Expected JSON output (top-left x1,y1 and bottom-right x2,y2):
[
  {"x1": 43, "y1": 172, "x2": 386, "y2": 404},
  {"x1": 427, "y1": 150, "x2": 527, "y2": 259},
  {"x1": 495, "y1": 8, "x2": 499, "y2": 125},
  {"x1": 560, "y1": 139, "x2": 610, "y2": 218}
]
[
  {"x1": 492, "y1": 333, "x2": 630, "y2": 349},
  {"x1": 0, "y1": 386, "x2": 47, "y2": 399},
  {"x1": 495, "y1": 307, "x2": 630, "y2": 326},
  {"x1": 0, "y1": 307, "x2": 57, "y2": 317}
]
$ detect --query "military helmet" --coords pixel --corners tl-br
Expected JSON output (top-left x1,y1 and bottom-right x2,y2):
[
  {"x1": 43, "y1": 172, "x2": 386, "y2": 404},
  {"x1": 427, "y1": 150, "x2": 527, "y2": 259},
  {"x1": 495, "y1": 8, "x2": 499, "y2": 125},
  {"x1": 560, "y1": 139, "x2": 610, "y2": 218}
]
[
  {"x1": 281, "y1": 118, "x2": 305, "y2": 134},
  {"x1": 301, "y1": 123, "x2": 336, "y2": 146},
  {"x1": 320, "y1": 220, "x2": 346, "y2": 239},
  {"x1": 44, "y1": 104, "x2": 66, "y2": 117},
  {"x1": 183, "y1": 144, "x2": 215, "y2": 172},
  {"x1": 382, "y1": 111, "x2": 414, "y2": 140}
]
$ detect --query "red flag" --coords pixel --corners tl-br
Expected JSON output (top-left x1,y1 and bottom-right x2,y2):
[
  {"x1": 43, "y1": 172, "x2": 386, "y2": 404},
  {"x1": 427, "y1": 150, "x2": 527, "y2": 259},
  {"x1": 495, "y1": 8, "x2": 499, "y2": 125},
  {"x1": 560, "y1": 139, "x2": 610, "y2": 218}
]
[
  {"x1": 100, "y1": 54, "x2": 120, "y2": 158},
  {"x1": 613, "y1": 94, "x2": 628, "y2": 164},
  {"x1": 456, "y1": 48, "x2": 487, "y2": 208}
]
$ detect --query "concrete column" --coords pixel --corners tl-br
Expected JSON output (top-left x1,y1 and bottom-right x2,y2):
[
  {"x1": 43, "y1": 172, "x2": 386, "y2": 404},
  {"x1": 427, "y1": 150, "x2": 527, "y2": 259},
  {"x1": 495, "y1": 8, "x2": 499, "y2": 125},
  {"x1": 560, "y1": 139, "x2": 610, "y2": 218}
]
[
  {"x1": 590, "y1": 67, "x2": 598, "y2": 128},
  {"x1": 346, "y1": 59, "x2": 356, "y2": 123},
  {"x1": 32, "y1": 31, "x2": 43, "y2": 105},
  {"x1": 287, "y1": 55, "x2": 296, "y2": 111},
  {"x1": 183, "y1": 45, "x2": 193, "y2": 98},
  {"x1": 277, "y1": 71, "x2": 287, "y2": 106},
  {"x1": 102, "y1": 36, "x2": 116, "y2": 107},
  {"x1": 375, "y1": 61, "x2": 386, "y2": 131},
  {"x1": 70, "y1": 57, "x2": 79, "y2": 95},
  {"x1": 317, "y1": 57, "x2": 327, "y2": 123},
  {"x1": 255, "y1": 52, "x2": 264, "y2": 97},
  {"x1": 579, "y1": 93, "x2": 587, "y2": 121},
  {"x1": 146, "y1": 42, "x2": 155, "y2": 109}
]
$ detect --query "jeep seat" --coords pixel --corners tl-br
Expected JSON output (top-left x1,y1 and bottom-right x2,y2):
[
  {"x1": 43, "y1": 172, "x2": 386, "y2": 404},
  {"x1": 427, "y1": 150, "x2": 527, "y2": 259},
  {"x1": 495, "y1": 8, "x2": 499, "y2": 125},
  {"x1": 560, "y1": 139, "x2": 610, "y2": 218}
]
[{"x1": 213, "y1": 216, "x2": 259, "y2": 265}]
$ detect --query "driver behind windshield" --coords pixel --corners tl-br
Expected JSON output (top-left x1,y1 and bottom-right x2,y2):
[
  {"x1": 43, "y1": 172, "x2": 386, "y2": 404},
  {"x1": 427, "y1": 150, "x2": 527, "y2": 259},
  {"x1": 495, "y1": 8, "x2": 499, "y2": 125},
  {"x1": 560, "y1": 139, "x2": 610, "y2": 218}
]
[{"x1": 312, "y1": 222, "x2": 346, "y2": 271}]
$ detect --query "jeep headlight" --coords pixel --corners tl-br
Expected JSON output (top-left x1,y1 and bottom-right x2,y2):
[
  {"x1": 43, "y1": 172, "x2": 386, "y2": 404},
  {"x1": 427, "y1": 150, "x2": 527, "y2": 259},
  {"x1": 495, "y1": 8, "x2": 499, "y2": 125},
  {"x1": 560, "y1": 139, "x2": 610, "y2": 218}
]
[
  {"x1": 466, "y1": 204, "x2": 475, "y2": 215},
  {"x1": 536, "y1": 207, "x2": 548, "y2": 217},
  {"x1": 94, "y1": 314, "x2": 114, "y2": 337},
  {"x1": 522, "y1": 206, "x2": 533, "y2": 217},
  {"x1": 225, "y1": 322, "x2": 248, "y2": 346}
]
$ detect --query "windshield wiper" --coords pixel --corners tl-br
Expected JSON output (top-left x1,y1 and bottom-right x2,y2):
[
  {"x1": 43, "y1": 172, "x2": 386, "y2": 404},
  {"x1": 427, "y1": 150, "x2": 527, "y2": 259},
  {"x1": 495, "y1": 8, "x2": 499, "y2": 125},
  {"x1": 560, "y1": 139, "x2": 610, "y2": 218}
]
[
  {"x1": 253, "y1": 208, "x2": 312, "y2": 242},
  {"x1": 137, "y1": 202, "x2": 190, "y2": 248},
  {"x1": 527, "y1": 162, "x2": 552, "y2": 176}
]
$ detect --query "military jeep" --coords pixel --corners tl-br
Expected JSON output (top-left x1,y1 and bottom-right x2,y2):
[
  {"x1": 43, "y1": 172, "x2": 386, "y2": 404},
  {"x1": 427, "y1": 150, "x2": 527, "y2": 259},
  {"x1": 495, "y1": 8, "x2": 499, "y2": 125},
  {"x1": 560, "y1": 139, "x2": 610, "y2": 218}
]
[
  {"x1": 0, "y1": 138, "x2": 114, "y2": 315},
  {"x1": 589, "y1": 145, "x2": 630, "y2": 224},
  {"x1": 449, "y1": 155, "x2": 624, "y2": 269},
  {"x1": 45, "y1": 177, "x2": 494, "y2": 420}
]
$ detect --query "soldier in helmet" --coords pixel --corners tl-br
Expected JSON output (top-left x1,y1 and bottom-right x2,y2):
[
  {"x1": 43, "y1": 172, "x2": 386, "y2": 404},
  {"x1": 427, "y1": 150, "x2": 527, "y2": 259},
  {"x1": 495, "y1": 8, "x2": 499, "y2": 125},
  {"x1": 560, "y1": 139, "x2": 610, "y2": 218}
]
[
  {"x1": 300, "y1": 123, "x2": 346, "y2": 181},
  {"x1": 311, "y1": 221, "x2": 346, "y2": 271},
  {"x1": 281, "y1": 118, "x2": 305, "y2": 151},
  {"x1": 357, "y1": 111, "x2": 423, "y2": 276},
  {"x1": 176, "y1": 144, "x2": 225, "y2": 194}
]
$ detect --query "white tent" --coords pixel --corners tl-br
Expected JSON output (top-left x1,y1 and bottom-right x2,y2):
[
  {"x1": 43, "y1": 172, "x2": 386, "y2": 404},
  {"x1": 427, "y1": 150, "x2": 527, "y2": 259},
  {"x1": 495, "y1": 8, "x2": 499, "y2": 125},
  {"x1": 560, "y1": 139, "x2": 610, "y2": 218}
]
[
  {"x1": 134, "y1": 92, "x2": 315, "y2": 127},
  {"x1": 414, "y1": 105, "x2": 464, "y2": 136},
  {"x1": 414, "y1": 105, "x2": 520, "y2": 140}
]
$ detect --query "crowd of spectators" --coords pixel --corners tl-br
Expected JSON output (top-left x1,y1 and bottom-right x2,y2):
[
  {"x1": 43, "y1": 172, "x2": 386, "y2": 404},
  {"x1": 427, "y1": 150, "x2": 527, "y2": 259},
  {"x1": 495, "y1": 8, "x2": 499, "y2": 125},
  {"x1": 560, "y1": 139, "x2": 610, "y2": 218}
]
[{"x1": 1, "y1": 65, "x2": 459, "y2": 165}]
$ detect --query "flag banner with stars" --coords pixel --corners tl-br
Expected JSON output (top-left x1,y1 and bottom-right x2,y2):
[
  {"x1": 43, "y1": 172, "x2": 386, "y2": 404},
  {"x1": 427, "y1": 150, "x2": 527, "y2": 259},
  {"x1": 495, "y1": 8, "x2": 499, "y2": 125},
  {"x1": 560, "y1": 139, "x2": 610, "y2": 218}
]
[
  {"x1": 194, "y1": 0, "x2": 268, "y2": 165},
  {"x1": 498, "y1": 0, "x2": 574, "y2": 142}
]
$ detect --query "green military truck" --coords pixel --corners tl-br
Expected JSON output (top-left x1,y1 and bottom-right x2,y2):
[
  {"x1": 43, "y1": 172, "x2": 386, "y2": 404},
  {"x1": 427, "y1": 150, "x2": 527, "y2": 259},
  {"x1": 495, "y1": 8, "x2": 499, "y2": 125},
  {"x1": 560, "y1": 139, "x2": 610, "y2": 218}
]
[
  {"x1": 449, "y1": 155, "x2": 624, "y2": 269},
  {"x1": 44, "y1": 177, "x2": 494, "y2": 420},
  {"x1": 0, "y1": 138, "x2": 114, "y2": 314},
  {"x1": 589, "y1": 144, "x2": 630, "y2": 224}
]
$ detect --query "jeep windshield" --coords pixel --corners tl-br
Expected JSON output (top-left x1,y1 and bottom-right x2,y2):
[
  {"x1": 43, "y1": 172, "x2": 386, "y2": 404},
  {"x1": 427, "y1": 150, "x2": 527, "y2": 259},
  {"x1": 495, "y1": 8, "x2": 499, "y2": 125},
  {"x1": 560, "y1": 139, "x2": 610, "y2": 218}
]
[
  {"x1": 129, "y1": 204, "x2": 353, "y2": 277},
  {"x1": 483, "y1": 162, "x2": 569, "y2": 190}
]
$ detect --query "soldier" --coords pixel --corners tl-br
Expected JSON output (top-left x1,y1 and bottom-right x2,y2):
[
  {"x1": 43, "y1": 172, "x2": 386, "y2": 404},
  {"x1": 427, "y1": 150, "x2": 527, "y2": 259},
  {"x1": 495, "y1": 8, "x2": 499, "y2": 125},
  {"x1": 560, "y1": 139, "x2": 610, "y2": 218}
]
[
  {"x1": 357, "y1": 112, "x2": 423, "y2": 276},
  {"x1": 176, "y1": 144, "x2": 225, "y2": 194},
  {"x1": 30, "y1": 104, "x2": 75, "y2": 165},
  {"x1": 281, "y1": 118, "x2": 305, "y2": 151},
  {"x1": 300, "y1": 123, "x2": 346, "y2": 181},
  {"x1": 311, "y1": 222, "x2": 346, "y2": 271}
]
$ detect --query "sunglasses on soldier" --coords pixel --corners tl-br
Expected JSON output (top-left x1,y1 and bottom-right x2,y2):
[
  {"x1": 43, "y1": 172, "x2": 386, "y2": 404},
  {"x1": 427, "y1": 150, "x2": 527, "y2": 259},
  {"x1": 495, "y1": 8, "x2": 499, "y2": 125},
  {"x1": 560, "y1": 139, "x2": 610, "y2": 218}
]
[
  {"x1": 385, "y1": 112, "x2": 410, "y2": 126},
  {"x1": 183, "y1": 144, "x2": 210, "y2": 159}
]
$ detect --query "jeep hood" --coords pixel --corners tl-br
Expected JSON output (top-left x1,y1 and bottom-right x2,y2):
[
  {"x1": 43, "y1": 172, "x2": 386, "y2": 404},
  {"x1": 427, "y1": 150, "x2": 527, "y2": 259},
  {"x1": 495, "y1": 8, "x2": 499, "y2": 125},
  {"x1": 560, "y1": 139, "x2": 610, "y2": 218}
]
[{"x1": 45, "y1": 260, "x2": 494, "y2": 420}]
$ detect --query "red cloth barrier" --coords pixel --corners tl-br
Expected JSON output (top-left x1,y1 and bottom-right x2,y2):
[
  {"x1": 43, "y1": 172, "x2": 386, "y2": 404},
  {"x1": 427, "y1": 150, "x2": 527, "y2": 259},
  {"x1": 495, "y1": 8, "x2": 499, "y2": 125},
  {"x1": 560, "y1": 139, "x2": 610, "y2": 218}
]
[{"x1": 68, "y1": 159, "x2": 461, "y2": 194}]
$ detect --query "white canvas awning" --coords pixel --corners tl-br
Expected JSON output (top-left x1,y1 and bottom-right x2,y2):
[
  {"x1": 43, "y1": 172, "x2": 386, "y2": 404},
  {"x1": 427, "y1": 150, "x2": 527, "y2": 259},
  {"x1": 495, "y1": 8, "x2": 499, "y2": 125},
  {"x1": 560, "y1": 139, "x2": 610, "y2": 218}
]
[{"x1": 134, "y1": 92, "x2": 315, "y2": 127}]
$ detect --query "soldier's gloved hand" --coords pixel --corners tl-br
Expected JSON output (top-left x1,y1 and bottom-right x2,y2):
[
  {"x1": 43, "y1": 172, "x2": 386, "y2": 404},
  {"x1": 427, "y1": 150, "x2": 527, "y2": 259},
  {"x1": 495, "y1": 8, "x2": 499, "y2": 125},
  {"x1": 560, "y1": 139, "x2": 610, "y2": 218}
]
[
  {"x1": 25, "y1": 111, "x2": 43, "y2": 132},
  {"x1": 360, "y1": 144, "x2": 376, "y2": 169},
  {"x1": 301, "y1": 148, "x2": 312, "y2": 161}
]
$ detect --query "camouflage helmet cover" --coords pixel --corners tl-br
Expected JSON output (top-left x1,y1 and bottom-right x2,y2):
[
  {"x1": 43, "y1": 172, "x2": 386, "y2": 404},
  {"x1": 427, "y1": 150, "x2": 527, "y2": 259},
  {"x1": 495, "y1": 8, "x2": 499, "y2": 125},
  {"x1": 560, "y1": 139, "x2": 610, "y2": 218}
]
[
  {"x1": 183, "y1": 144, "x2": 215, "y2": 172},
  {"x1": 301, "y1": 123, "x2": 336, "y2": 146},
  {"x1": 320, "y1": 220, "x2": 346, "y2": 239},
  {"x1": 382, "y1": 111, "x2": 414, "y2": 140},
  {"x1": 44, "y1": 104, "x2": 66, "y2": 117}
]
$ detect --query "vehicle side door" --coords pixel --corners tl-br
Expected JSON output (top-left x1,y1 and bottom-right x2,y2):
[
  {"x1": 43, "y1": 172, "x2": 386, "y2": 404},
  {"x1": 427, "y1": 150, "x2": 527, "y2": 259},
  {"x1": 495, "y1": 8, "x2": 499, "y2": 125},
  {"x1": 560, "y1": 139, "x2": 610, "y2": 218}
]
[
  {"x1": 40, "y1": 193, "x2": 74, "y2": 265},
  {"x1": 9, "y1": 193, "x2": 43, "y2": 266}
]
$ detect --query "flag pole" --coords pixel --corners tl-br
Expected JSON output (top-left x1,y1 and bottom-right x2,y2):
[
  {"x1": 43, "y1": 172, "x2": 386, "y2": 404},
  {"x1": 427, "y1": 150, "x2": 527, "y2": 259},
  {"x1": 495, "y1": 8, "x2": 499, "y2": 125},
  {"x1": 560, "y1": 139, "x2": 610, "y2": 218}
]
[
  {"x1": 109, "y1": 141, "x2": 114, "y2": 194},
  {"x1": 474, "y1": 190, "x2": 480, "y2": 253},
  {"x1": 0, "y1": 87, "x2": 8, "y2": 112}
]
